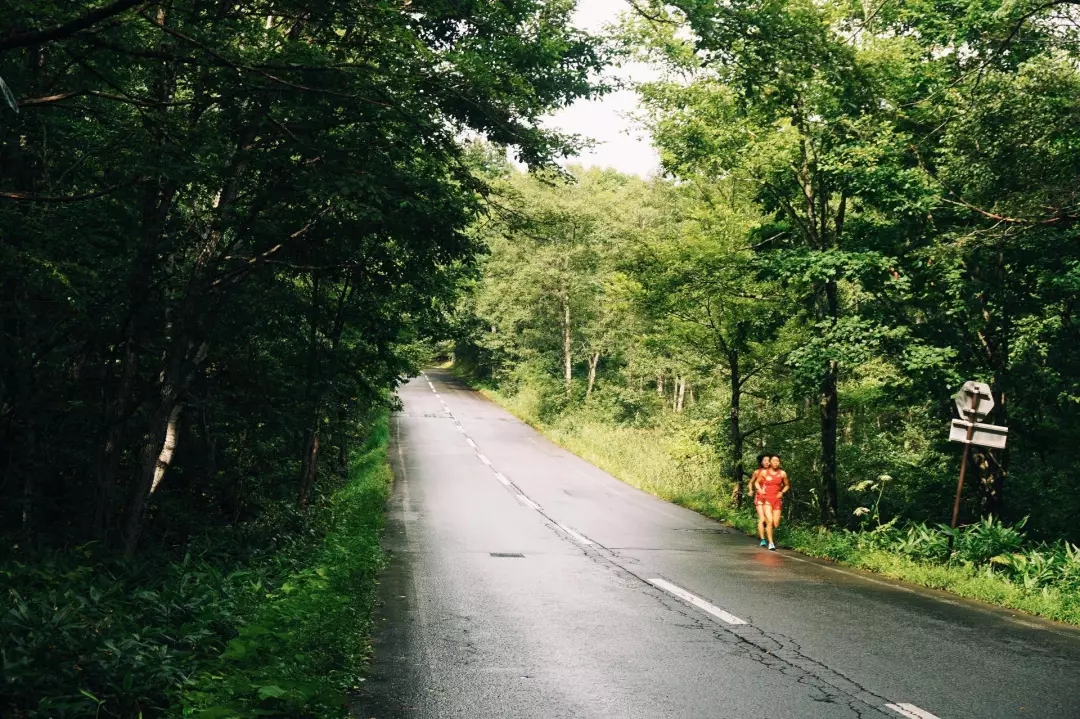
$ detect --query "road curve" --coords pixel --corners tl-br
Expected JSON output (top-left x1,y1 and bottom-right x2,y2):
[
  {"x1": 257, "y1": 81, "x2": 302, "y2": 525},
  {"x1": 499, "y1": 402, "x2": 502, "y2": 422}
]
[{"x1": 351, "y1": 369, "x2": 1080, "y2": 719}]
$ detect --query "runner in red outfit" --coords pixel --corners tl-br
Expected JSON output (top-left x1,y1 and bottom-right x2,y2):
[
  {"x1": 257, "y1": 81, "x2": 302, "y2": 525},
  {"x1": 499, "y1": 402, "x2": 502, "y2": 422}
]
[
  {"x1": 751, "y1": 454, "x2": 771, "y2": 547},
  {"x1": 754, "y1": 454, "x2": 790, "y2": 550}
]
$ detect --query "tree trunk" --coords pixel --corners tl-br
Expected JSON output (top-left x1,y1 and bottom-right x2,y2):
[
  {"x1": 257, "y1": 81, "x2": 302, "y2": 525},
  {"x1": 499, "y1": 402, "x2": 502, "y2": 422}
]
[
  {"x1": 298, "y1": 429, "x2": 321, "y2": 509},
  {"x1": 975, "y1": 247, "x2": 1010, "y2": 518},
  {"x1": 817, "y1": 270, "x2": 840, "y2": 525},
  {"x1": 121, "y1": 340, "x2": 206, "y2": 556},
  {"x1": 586, "y1": 351, "x2": 600, "y2": 399},
  {"x1": 976, "y1": 384, "x2": 1009, "y2": 517},
  {"x1": 656, "y1": 372, "x2": 663, "y2": 397},
  {"x1": 95, "y1": 180, "x2": 177, "y2": 536},
  {"x1": 728, "y1": 353, "x2": 745, "y2": 507},
  {"x1": 20, "y1": 428, "x2": 35, "y2": 534},
  {"x1": 123, "y1": 400, "x2": 183, "y2": 557},
  {"x1": 676, "y1": 376, "x2": 686, "y2": 413},
  {"x1": 150, "y1": 404, "x2": 182, "y2": 495},
  {"x1": 819, "y1": 359, "x2": 839, "y2": 524},
  {"x1": 338, "y1": 436, "x2": 348, "y2": 474},
  {"x1": 562, "y1": 292, "x2": 572, "y2": 393}
]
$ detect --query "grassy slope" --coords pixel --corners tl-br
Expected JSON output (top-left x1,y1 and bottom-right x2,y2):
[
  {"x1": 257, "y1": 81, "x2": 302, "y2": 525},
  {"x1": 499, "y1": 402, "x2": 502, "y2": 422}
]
[
  {"x1": 181, "y1": 415, "x2": 392, "y2": 717},
  {"x1": 477, "y1": 384, "x2": 1080, "y2": 627}
]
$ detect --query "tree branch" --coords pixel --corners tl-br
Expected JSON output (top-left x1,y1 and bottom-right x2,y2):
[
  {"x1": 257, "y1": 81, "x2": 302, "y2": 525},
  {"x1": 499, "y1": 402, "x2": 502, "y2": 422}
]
[
  {"x1": 942, "y1": 197, "x2": 1072, "y2": 225},
  {"x1": 0, "y1": 177, "x2": 145, "y2": 202},
  {"x1": 0, "y1": 0, "x2": 146, "y2": 53}
]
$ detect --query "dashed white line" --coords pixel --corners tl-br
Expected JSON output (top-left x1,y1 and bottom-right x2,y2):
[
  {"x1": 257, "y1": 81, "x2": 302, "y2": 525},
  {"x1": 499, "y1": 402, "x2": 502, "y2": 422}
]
[
  {"x1": 646, "y1": 577, "x2": 747, "y2": 625},
  {"x1": 516, "y1": 495, "x2": 541, "y2": 511},
  {"x1": 884, "y1": 704, "x2": 941, "y2": 719},
  {"x1": 555, "y1": 523, "x2": 593, "y2": 545},
  {"x1": 416, "y1": 372, "x2": 946, "y2": 719}
]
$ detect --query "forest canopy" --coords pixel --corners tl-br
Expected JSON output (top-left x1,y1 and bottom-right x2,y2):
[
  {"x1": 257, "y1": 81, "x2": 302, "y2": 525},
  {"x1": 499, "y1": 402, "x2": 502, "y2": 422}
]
[{"x1": 0, "y1": 0, "x2": 604, "y2": 555}]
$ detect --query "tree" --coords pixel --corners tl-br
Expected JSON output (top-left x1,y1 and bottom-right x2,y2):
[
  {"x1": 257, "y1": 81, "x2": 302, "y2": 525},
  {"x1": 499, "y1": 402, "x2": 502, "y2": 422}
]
[
  {"x1": 0, "y1": 0, "x2": 605, "y2": 553},
  {"x1": 626, "y1": 180, "x2": 800, "y2": 503},
  {"x1": 471, "y1": 168, "x2": 636, "y2": 396}
]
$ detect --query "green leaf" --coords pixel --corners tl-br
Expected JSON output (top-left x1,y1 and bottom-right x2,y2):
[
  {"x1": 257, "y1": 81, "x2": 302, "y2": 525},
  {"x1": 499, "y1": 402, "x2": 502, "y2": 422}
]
[{"x1": 256, "y1": 685, "x2": 287, "y2": 699}]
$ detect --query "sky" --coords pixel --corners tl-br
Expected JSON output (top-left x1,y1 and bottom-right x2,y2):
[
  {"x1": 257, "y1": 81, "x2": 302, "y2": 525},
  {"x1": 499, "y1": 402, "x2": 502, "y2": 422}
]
[{"x1": 542, "y1": 0, "x2": 661, "y2": 178}]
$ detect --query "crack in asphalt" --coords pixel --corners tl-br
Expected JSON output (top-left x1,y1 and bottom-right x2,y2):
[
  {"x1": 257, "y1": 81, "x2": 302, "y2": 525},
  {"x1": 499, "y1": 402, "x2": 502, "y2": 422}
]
[
  {"x1": 413, "y1": 374, "x2": 901, "y2": 718},
  {"x1": 542, "y1": 524, "x2": 897, "y2": 719}
]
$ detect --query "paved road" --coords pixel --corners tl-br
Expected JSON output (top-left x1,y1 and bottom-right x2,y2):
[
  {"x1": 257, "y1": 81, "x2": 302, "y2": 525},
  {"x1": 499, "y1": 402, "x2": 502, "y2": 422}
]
[{"x1": 352, "y1": 370, "x2": 1080, "y2": 719}]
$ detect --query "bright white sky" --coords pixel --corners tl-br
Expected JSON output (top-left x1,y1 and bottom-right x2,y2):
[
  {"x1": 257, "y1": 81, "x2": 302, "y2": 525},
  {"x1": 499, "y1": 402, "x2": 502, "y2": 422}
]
[{"x1": 543, "y1": 0, "x2": 661, "y2": 178}]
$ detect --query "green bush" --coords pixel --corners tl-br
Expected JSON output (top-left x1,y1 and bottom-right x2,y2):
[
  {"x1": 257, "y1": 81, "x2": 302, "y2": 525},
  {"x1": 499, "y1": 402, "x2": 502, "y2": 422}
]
[{"x1": 1, "y1": 415, "x2": 391, "y2": 719}]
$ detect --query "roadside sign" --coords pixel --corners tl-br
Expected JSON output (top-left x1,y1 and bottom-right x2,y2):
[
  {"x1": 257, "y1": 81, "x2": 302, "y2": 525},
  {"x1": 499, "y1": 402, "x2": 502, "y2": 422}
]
[
  {"x1": 946, "y1": 380, "x2": 1008, "y2": 542},
  {"x1": 949, "y1": 419, "x2": 1008, "y2": 449},
  {"x1": 953, "y1": 381, "x2": 994, "y2": 420}
]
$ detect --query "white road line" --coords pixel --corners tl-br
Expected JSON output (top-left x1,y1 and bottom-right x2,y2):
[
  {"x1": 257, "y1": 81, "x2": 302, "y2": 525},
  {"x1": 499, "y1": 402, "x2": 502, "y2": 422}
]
[
  {"x1": 884, "y1": 704, "x2": 941, "y2": 719},
  {"x1": 555, "y1": 523, "x2": 593, "y2": 546},
  {"x1": 455, "y1": 425, "x2": 465, "y2": 433},
  {"x1": 465, "y1": 438, "x2": 477, "y2": 449},
  {"x1": 516, "y1": 495, "x2": 541, "y2": 511},
  {"x1": 493, "y1": 472, "x2": 510, "y2": 486},
  {"x1": 646, "y1": 578, "x2": 747, "y2": 626},
  {"x1": 477, "y1": 453, "x2": 492, "y2": 465}
]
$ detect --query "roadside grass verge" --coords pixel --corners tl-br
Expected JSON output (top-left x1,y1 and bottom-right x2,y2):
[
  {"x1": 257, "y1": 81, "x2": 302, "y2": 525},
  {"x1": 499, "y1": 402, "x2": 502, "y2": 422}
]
[
  {"x1": 1, "y1": 415, "x2": 391, "y2": 719},
  {"x1": 475, "y1": 383, "x2": 1080, "y2": 628},
  {"x1": 181, "y1": 415, "x2": 392, "y2": 717}
]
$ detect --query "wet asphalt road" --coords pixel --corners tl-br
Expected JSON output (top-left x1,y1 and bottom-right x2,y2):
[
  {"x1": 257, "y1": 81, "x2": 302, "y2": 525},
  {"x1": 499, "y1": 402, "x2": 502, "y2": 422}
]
[{"x1": 352, "y1": 370, "x2": 1080, "y2": 719}]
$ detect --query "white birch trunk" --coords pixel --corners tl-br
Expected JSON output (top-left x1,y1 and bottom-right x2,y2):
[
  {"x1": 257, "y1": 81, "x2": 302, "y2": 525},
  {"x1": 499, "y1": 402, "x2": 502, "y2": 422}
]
[{"x1": 149, "y1": 404, "x2": 182, "y2": 495}]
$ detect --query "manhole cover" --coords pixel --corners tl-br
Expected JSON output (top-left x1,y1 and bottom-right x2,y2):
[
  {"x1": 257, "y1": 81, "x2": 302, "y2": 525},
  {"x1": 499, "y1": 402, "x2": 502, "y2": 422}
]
[{"x1": 489, "y1": 552, "x2": 525, "y2": 558}]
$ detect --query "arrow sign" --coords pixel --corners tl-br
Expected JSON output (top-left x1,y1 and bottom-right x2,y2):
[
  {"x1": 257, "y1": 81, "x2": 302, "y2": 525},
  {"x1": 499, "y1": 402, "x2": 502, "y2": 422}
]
[
  {"x1": 953, "y1": 381, "x2": 994, "y2": 421},
  {"x1": 949, "y1": 419, "x2": 1008, "y2": 449}
]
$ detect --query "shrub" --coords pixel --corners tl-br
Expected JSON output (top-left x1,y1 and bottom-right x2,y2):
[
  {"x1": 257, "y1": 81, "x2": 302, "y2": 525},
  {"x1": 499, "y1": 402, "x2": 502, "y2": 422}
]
[
  {"x1": 1, "y1": 415, "x2": 391, "y2": 719},
  {"x1": 954, "y1": 515, "x2": 1027, "y2": 565}
]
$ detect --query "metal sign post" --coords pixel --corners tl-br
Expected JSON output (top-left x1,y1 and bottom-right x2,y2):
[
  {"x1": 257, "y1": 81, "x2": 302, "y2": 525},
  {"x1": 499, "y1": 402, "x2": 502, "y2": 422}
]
[
  {"x1": 950, "y1": 393, "x2": 980, "y2": 533},
  {"x1": 947, "y1": 381, "x2": 1008, "y2": 549}
]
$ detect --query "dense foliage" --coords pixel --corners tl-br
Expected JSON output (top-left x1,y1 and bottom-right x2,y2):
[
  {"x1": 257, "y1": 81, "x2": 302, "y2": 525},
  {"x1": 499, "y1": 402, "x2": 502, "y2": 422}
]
[
  {"x1": 0, "y1": 0, "x2": 600, "y2": 554},
  {"x1": 456, "y1": 0, "x2": 1080, "y2": 549},
  {"x1": 0, "y1": 1, "x2": 602, "y2": 716},
  {"x1": 3, "y1": 413, "x2": 392, "y2": 718}
]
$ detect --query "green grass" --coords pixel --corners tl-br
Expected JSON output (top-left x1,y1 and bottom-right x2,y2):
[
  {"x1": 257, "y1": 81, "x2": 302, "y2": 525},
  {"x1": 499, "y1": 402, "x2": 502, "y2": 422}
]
[
  {"x1": 489, "y1": 384, "x2": 728, "y2": 508},
  {"x1": 179, "y1": 415, "x2": 392, "y2": 717},
  {"x1": 478, "y1": 383, "x2": 1080, "y2": 627}
]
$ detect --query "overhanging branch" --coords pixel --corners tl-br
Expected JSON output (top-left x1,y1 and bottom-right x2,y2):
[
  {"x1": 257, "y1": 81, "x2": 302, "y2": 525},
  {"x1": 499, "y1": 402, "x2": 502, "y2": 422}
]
[{"x1": 0, "y1": 0, "x2": 145, "y2": 53}]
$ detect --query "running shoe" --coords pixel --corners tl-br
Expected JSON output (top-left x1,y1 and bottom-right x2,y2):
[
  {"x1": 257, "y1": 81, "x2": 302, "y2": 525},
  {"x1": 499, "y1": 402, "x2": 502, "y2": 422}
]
[
  {"x1": 759, "y1": 539, "x2": 767, "y2": 547},
  {"x1": 768, "y1": 542, "x2": 776, "y2": 551}
]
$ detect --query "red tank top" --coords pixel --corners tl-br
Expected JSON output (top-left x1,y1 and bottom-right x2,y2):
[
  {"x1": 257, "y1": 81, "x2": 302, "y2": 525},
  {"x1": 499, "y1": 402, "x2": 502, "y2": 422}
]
[{"x1": 761, "y1": 470, "x2": 783, "y2": 497}]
